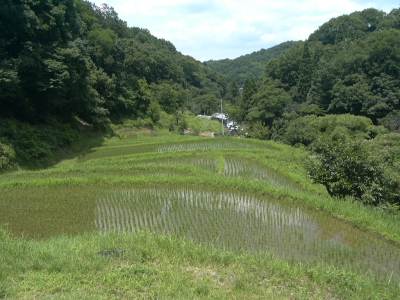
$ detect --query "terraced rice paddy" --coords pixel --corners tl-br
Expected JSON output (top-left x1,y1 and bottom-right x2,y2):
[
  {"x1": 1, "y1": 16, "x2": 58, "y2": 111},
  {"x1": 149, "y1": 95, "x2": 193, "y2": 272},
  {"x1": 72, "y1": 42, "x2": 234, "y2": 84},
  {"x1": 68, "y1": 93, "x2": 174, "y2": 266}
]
[
  {"x1": 95, "y1": 187, "x2": 400, "y2": 281},
  {"x1": 157, "y1": 139, "x2": 254, "y2": 153},
  {"x1": 223, "y1": 156, "x2": 300, "y2": 189},
  {"x1": 1, "y1": 132, "x2": 400, "y2": 291}
]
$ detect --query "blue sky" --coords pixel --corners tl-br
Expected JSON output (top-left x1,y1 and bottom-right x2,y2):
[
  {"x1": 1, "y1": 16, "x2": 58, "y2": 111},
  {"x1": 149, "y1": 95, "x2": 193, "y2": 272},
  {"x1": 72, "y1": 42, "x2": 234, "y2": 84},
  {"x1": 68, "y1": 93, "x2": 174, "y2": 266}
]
[{"x1": 92, "y1": 0, "x2": 399, "y2": 61}]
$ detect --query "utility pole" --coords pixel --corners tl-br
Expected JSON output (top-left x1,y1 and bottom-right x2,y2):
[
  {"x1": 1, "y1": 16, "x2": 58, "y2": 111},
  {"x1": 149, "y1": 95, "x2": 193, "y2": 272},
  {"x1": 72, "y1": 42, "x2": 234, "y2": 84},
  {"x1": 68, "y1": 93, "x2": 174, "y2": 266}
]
[{"x1": 220, "y1": 98, "x2": 224, "y2": 136}]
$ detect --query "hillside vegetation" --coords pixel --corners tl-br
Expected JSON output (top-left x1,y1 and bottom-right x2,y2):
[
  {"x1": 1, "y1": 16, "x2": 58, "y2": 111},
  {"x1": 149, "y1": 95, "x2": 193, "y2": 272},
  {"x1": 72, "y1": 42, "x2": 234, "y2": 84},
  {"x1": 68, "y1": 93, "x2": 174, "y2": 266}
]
[
  {"x1": 0, "y1": 0, "x2": 225, "y2": 167},
  {"x1": 227, "y1": 8, "x2": 400, "y2": 206},
  {"x1": 205, "y1": 41, "x2": 299, "y2": 84},
  {"x1": 0, "y1": 0, "x2": 225, "y2": 125},
  {"x1": 237, "y1": 8, "x2": 400, "y2": 128}
]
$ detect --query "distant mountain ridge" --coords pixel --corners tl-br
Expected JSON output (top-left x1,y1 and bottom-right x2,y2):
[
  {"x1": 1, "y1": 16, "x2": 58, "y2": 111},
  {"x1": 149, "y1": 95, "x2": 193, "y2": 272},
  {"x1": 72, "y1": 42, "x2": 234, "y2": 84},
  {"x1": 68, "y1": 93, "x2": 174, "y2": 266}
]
[{"x1": 205, "y1": 41, "x2": 301, "y2": 83}]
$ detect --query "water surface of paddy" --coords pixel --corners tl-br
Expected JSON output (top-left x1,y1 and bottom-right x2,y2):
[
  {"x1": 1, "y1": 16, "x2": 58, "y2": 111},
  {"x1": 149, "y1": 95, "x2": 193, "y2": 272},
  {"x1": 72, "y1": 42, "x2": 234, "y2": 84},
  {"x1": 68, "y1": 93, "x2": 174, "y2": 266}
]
[{"x1": 1, "y1": 186, "x2": 399, "y2": 282}]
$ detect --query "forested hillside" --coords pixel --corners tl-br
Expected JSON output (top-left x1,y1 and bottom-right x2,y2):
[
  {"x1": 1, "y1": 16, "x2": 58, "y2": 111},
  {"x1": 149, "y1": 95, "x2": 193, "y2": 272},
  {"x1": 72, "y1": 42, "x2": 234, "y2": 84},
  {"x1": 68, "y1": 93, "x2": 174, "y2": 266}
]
[
  {"x1": 238, "y1": 8, "x2": 400, "y2": 130},
  {"x1": 233, "y1": 8, "x2": 400, "y2": 205},
  {"x1": 0, "y1": 0, "x2": 224, "y2": 166},
  {"x1": 205, "y1": 41, "x2": 299, "y2": 84},
  {"x1": 0, "y1": 0, "x2": 227, "y2": 124}
]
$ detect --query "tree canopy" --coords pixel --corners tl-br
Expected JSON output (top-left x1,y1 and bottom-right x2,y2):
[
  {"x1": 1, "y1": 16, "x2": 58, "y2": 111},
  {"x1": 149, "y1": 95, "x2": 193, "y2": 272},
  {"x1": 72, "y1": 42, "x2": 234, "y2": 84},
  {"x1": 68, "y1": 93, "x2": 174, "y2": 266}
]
[
  {"x1": 205, "y1": 41, "x2": 299, "y2": 85},
  {"x1": 0, "y1": 0, "x2": 225, "y2": 126}
]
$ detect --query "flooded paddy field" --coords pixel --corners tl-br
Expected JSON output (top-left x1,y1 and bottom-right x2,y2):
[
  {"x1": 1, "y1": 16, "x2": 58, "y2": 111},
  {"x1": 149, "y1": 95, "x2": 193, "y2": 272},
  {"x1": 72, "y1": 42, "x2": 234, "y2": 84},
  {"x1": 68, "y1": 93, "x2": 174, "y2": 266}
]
[
  {"x1": 96, "y1": 187, "x2": 400, "y2": 281},
  {"x1": 1, "y1": 185, "x2": 399, "y2": 282},
  {"x1": 1, "y1": 134, "x2": 400, "y2": 289}
]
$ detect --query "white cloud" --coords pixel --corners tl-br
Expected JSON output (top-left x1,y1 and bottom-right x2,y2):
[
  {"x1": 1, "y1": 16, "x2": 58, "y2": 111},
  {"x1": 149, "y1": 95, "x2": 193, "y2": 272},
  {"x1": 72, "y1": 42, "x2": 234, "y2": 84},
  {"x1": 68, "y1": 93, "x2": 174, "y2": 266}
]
[{"x1": 91, "y1": 0, "x2": 398, "y2": 61}]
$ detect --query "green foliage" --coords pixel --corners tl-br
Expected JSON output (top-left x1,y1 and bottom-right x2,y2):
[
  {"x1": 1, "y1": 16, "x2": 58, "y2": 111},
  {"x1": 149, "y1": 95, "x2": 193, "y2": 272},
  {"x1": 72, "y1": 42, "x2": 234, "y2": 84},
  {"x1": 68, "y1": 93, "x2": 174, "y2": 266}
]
[
  {"x1": 0, "y1": 142, "x2": 16, "y2": 172},
  {"x1": 0, "y1": 0, "x2": 224, "y2": 127},
  {"x1": 246, "y1": 79, "x2": 292, "y2": 126},
  {"x1": 244, "y1": 122, "x2": 271, "y2": 140},
  {"x1": 257, "y1": 9, "x2": 400, "y2": 124},
  {"x1": 205, "y1": 41, "x2": 300, "y2": 83},
  {"x1": 189, "y1": 93, "x2": 220, "y2": 115},
  {"x1": 224, "y1": 102, "x2": 242, "y2": 121},
  {"x1": 0, "y1": 0, "x2": 227, "y2": 164},
  {"x1": 265, "y1": 42, "x2": 305, "y2": 89},
  {"x1": 238, "y1": 78, "x2": 259, "y2": 120},
  {"x1": 156, "y1": 111, "x2": 176, "y2": 131},
  {"x1": 150, "y1": 82, "x2": 186, "y2": 114},
  {"x1": 282, "y1": 114, "x2": 381, "y2": 146},
  {"x1": 88, "y1": 28, "x2": 117, "y2": 54},
  {"x1": 307, "y1": 135, "x2": 399, "y2": 205},
  {"x1": 309, "y1": 9, "x2": 387, "y2": 45},
  {"x1": 279, "y1": 114, "x2": 400, "y2": 205},
  {"x1": 205, "y1": 42, "x2": 302, "y2": 117},
  {"x1": 176, "y1": 111, "x2": 188, "y2": 134},
  {"x1": 147, "y1": 101, "x2": 162, "y2": 124},
  {"x1": 0, "y1": 119, "x2": 94, "y2": 167},
  {"x1": 329, "y1": 75, "x2": 371, "y2": 114},
  {"x1": 283, "y1": 117, "x2": 320, "y2": 146},
  {"x1": 367, "y1": 132, "x2": 400, "y2": 176},
  {"x1": 379, "y1": 110, "x2": 400, "y2": 132}
]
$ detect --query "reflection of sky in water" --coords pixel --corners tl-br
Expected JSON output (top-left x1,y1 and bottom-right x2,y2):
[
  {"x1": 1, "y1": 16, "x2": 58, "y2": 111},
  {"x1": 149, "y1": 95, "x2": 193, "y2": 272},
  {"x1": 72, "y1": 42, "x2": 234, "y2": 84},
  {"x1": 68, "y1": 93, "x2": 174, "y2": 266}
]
[{"x1": 96, "y1": 188, "x2": 400, "y2": 281}]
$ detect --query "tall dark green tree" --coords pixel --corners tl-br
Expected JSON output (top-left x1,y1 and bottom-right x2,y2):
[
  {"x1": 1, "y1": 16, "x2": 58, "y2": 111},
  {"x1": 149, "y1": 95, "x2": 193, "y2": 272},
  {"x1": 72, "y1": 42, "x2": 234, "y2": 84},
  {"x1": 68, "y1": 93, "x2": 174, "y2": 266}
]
[
  {"x1": 239, "y1": 78, "x2": 259, "y2": 120},
  {"x1": 246, "y1": 79, "x2": 292, "y2": 127}
]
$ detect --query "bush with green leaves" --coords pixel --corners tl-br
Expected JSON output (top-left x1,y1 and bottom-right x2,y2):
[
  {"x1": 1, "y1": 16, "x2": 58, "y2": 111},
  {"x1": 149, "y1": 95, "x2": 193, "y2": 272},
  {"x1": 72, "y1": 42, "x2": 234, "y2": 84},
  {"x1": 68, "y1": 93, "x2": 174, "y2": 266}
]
[
  {"x1": 379, "y1": 111, "x2": 400, "y2": 132},
  {"x1": 367, "y1": 133, "x2": 400, "y2": 168},
  {"x1": 283, "y1": 114, "x2": 386, "y2": 146},
  {"x1": 0, "y1": 119, "x2": 82, "y2": 167},
  {"x1": 0, "y1": 142, "x2": 16, "y2": 171},
  {"x1": 244, "y1": 122, "x2": 271, "y2": 140},
  {"x1": 245, "y1": 78, "x2": 292, "y2": 127},
  {"x1": 307, "y1": 134, "x2": 399, "y2": 205}
]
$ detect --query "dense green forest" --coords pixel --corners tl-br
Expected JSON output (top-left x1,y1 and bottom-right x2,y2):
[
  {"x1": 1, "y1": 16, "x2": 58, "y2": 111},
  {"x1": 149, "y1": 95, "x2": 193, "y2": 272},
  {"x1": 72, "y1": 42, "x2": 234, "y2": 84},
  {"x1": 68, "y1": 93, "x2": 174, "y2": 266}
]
[
  {"x1": 0, "y1": 0, "x2": 227, "y2": 166},
  {"x1": 235, "y1": 8, "x2": 400, "y2": 130},
  {"x1": 0, "y1": 0, "x2": 226, "y2": 124},
  {"x1": 205, "y1": 41, "x2": 300, "y2": 84}
]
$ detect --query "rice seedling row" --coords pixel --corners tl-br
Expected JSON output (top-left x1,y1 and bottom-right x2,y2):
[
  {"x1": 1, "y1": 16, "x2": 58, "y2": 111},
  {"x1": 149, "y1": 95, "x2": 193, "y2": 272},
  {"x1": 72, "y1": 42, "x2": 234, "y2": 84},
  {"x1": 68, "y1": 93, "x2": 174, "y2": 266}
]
[{"x1": 95, "y1": 187, "x2": 400, "y2": 282}]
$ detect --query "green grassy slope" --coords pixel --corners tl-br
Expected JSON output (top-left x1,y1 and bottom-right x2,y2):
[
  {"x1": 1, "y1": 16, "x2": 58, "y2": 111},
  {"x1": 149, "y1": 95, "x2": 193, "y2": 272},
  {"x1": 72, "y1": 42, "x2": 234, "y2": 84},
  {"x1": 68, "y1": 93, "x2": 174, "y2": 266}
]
[
  {"x1": 2, "y1": 231, "x2": 399, "y2": 299},
  {"x1": 1, "y1": 131, "x2": 399, "y2": 299}
]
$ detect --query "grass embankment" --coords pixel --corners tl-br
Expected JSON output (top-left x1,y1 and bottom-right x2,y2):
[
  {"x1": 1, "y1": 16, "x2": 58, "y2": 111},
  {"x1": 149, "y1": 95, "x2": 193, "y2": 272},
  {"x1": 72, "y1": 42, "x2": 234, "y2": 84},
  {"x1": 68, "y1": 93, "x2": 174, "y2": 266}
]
[
  {"x1": 1, "y1": 231, "x2": 399, "y2": 299},
  {"x1": 1, "y1": 130, "x2": 400, "y2": 299}
]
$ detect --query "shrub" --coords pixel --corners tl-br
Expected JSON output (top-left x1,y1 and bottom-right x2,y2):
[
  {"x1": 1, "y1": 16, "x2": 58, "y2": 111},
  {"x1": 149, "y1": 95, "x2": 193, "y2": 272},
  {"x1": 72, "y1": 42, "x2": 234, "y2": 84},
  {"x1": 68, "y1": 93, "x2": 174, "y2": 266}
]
[
  {"x1": 148, "y1": 101, "x2": 162, "y2": 124},
  {"x1": 307, "y1": 134, "x2": 399, "y2": 205},
  {"x1": 283, "y1": 114, "x2": 385, "y2": 146},
  {"x1": 156, "y1": 111, "x2": 175, "y2": 130},
  {"x1": 379, "y1": 111, "x2": 400, "y2": 132},
  {"x1": 283, "y1": 116, "x2": 319, "y2": 146},
  {"x1": 367, "y1": 133, "x2": 400, "y2": 167},
  {"x1": 0, "y1": 119, "x2": 82, "y2": 167},
  {"x1": 245, "y1": 122, "x2": 271, "y2": 140},
  {"x1": 176, "y1": 112, "x2": 188, "y2": 134},
  {"x1": 0, "y1": 142, "x2": 16, "y2": 171}
]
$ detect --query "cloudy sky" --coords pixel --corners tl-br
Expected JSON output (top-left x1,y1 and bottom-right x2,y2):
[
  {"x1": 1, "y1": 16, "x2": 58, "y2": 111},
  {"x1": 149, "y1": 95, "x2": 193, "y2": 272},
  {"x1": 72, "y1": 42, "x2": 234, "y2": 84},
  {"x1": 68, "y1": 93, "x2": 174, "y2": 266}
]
[{"x1": 91, "y1": 0, "x2": 399, "y2": 61}]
